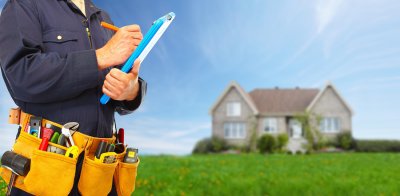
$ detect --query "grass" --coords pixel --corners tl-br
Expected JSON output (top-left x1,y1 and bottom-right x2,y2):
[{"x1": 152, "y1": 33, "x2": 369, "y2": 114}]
[{"x1": 1, "y1": 153, "x2": 400, "y2": 195}]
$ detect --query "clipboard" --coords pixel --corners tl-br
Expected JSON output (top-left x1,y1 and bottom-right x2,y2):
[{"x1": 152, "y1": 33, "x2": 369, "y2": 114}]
[{"x1": 100, "y1": 12, "x2": 176, "y2": 104}]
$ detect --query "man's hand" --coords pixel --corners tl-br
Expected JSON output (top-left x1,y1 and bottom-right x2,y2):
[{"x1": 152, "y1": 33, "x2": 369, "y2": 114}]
[
  {"x1": 96, "y1": 25, "x2": 143, "y2": 70},
  {"x1": 102, "y1": 60, "x2": 141, "y2": 101}
]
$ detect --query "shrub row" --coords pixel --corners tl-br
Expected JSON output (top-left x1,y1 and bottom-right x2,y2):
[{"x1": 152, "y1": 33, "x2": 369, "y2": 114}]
[
  {"x1": 193, "y1": 133, "x2": 289, "y2": 154},
  {"x1": 192, "y1": 137, "x2": 229, "y2": 154},
  {"x1": 355, "y1": 140, "x2": 400, "y2": 152},
  {"x1": 192, "y1": 133, "x2": 400, "y2": 154}
]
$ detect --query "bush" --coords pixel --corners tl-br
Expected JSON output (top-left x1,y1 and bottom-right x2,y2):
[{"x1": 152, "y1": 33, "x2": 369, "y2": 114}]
[
  {"x1": 276, "y1": 133, "x2": 289, "y2": 150},
  {"x1": 257, "y1": 134, "x2": 276, "y2": 154},
  {"x1": 336, "y1": 131, "x2": 355, "y2": 150},
  {"x1": 192, "y1": 137, "x2": 229, "y2": 154},
  {"x1": 355, "y1": 140, "x2": 400, "y2": 152}
]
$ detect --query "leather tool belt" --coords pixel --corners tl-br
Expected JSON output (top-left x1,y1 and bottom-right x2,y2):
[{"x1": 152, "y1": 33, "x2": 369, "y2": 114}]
[{"x1": 1, "y1": 108, "x2": 139, "y2": 196}]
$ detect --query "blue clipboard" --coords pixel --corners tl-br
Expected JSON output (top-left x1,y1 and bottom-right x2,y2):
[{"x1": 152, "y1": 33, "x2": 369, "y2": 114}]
[{"x1": 100, "y1": 12, "x2": 176, "y2": 104}]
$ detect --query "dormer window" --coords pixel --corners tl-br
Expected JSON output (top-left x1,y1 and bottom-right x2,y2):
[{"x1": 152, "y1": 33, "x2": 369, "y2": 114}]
[{"x1": 227, "y1": 102, "x2": 241, "y2": 117}]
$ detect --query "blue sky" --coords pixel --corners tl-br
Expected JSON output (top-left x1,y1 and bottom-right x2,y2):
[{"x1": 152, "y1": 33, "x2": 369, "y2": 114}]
[{"x1": 0, "y1": 0, "x2": 400, "y2": 155}]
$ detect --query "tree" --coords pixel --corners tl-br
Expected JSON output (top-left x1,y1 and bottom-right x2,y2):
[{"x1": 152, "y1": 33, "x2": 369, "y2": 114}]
[{"x1": 295, "y1": 111, "x2": 324, "y2": 151}]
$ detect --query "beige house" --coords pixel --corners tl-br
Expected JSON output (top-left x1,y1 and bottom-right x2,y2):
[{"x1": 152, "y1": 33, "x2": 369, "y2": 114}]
[{"x1": 209, "y1": 81, "x2": 353, "y2": 151}]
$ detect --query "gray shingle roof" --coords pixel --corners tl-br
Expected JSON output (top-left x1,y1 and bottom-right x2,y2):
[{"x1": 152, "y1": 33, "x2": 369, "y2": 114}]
[{"x1": 248, "y1": 88, "x2": 319, "y2": 114}]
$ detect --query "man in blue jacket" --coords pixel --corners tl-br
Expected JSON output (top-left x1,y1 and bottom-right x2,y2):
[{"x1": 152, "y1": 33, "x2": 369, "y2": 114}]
[{"x1": 0, "y1": 0, "x2": 146, "y2": 195}]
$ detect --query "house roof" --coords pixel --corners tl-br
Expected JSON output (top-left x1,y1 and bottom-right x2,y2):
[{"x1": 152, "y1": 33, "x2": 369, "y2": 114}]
[
  {"x1": 210, "y1": 81, "x2": 352, "y2": 116},
  {"x1": 248, "y1": 88, "x2": 319, "y2": 115},
  {"x1": 209, "y1": 81, "x2": 259, "y2": 115}
]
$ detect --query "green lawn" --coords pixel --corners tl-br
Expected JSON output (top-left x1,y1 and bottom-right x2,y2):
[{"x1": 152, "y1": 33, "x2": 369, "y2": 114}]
[{"x1": 1, "y1": 153, "x2": 400, "y2": 195}]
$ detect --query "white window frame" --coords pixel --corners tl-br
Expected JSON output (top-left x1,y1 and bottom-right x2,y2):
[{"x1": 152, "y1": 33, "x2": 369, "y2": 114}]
[
  {"x1": 226, "y1": 102, "x2": 241, "y2": 117},
  {"x1": 320, "y1": 117, "x2": 340, "y2": 133},
  {"x1": 224, "y1": 122, "x2": 246, "y2": 139},
  {"x1": 264, "y1": 118, "x2": 278, "y2": 133}
]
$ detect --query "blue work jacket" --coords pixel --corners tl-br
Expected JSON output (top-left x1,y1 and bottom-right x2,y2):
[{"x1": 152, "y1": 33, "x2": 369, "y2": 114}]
[{"x1": 0, "y1": 0, "x2": 146, "y2": 138}]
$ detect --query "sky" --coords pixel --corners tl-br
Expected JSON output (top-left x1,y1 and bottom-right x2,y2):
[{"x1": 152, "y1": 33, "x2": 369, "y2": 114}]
[{"x1": 0, "y1": 0, "x2": 400, "y2": 155}]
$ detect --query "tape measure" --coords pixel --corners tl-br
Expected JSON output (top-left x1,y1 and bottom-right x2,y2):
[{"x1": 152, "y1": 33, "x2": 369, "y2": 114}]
[{"x1": 65, "y1": 146, "x2": 79, "y2": 159}]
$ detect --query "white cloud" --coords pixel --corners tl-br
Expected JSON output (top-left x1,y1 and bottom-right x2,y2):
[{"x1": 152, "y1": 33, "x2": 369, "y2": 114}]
[
  {"x1": 116, "y1": 117, "x2": 211, "y2": 155},
  {"x1": 0, "y1": 124, "x2": 18, "y2": 154},
  {"x1": 315, "y1": 0, "x2": 344, "y2": 34}
]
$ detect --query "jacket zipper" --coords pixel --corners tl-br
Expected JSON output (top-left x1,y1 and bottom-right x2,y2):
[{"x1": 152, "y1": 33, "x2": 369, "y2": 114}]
[
  {"x1": 86, "y1": 27, "x2": 93, "y2": 49},
  {"x1": 84, "y1": 19, "x2": 93, "y2": 49}
]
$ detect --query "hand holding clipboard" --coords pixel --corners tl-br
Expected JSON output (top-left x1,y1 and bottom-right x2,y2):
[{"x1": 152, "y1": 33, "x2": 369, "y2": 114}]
[{"x1": 100, "y1": 12, "x2": 176, "y2": 104}]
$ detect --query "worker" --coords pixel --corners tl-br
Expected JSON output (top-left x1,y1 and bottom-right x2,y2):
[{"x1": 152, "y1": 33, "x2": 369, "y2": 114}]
[{"x1": 0, "y1": 0, "x2": 146, "y2": 195}]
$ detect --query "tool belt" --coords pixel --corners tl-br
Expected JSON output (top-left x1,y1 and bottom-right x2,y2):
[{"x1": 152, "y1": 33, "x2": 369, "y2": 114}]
[{"x1": 0, "y1": 108, "x2": 139, "y2": 196}]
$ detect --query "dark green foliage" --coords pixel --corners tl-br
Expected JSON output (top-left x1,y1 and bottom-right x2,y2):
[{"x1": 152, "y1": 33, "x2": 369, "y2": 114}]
[
  {"x1": 355, "y1": 140, "x2": 400, "y2": 152},
  {"x1": 336, "y1": 131, "x2": 355, "y2": 150},
  {"x1": 276, "y1": 133, "x2": 289, "y2": 150},
  {"x1": 192, "y1": 137, "x2": 229, "y2": 154},
  {"x1": 294, "y1": 112, "x2": 324, "y2": 151},
  {"x1": 257, "y1": 134, "x2": 276, "y2": 153}
]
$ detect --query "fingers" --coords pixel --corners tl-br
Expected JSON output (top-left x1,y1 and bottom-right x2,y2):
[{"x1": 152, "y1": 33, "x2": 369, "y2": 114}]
[
  {"x1": 121, "y1": 24, "x2": 141, "y2": 32},
  {"x1": 103, "y1": 69, "x2": 129, "y2": 100},
  {"x1": 129, "y1": 59, "x2": 141, "y2": 76},
  {"x1": 103, "y1": 67, "x2": 140, "y2": 100},
  {"x1": 108, "y1": 68, "x2": 131, "y2": 85},
  {"x1": 102, "y1": 85, "x2": 118, "y2": 100}
]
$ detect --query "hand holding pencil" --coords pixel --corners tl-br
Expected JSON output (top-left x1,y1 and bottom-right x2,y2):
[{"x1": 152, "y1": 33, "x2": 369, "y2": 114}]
[
  {"x1": 95, "y1": 22, "x2": 143, "y2": 70},
  {"x1": 97, "y1": 22, "x2": 142, "y2": 102}
]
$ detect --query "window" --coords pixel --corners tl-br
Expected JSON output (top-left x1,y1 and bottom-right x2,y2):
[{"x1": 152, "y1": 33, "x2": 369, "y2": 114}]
[
  {"x1": 264, "y1": 118, "x2": 278, "y2": 133},
  {"x1": 320, "y1": 117, "x2": 340, "y2": 132},
  {"x1": 224, "y1": 122, "x2": 246, "y2": 139},
  {"x1": 227, "y1": 102, "x2": 241, "y2": 116}
]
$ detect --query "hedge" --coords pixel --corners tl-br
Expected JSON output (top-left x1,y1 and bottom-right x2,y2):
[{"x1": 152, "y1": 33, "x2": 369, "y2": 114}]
[{"x1": 355, "y1": 140, "x2": 400, "y2": 152}]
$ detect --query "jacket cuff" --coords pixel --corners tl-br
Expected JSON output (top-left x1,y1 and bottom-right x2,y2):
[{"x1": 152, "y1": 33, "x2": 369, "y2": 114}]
[
  {"x1": 116, "y1": 77, "x2": 147, "y2": 115},
  {"x1": 68, "y1": 50, "x2": 99, "y2": 90}
]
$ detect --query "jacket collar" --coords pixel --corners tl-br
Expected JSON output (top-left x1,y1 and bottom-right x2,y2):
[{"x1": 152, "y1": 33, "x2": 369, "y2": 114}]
[{"x1": 60, "y1": 0, "x2": 102, "y2": 18}]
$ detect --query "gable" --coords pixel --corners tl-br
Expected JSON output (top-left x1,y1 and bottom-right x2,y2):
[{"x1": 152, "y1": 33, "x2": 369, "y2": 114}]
[
  {"x1": 209, "y1": 81, "x2": 258, "y2": 115},
  {"x1": 308, "y1": 85, "x2": 353, "y2": 115},
  {"x1": 213, "y1": 87, "x2": 253, "y2": 116}
]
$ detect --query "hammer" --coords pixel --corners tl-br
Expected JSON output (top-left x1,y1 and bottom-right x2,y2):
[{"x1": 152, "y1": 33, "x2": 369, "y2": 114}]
[{"x1": 1, "y1": 151, "x2": 30, "y2": 196}]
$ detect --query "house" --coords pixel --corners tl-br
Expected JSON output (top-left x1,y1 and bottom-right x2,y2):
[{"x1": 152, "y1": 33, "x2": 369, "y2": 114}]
[{"x1": 209, "y1": 81, "x2": 353, "y2": 152}]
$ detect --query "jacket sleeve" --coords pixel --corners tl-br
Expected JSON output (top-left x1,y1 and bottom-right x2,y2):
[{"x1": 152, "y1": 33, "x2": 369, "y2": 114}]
[
  {"x1": 114, "y1": 77, "x2": 147, "y2": 115},
  {"x1": 0, "y1": 0, "x2": 99, "y2": 103}
]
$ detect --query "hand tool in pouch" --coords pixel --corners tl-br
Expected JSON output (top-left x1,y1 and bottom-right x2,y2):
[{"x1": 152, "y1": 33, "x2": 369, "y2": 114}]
[
  {"x1": 124, "y1": 148, "x2": 139, "y2": 163},
  {"x1": 117, "y1": 128, "x2": 124, "y2": 144},
  {"x1": 1, "y1": 151, "x2": 30, "y2": 196},
  {"x1": 95, "y1": 140, "x2": 116, "y2": 163},
  {"x1": 61, "y1": 122, "x2": 79, "y2": 147},
  {"x1": 42, "y1": 123, "x2": 54, "y2": 139},
  {"x1": 39, "y1": 137, "x2": 49, "y2": 151},
  {"x1": 29, "y1": 116, "x2": 42, "y2": 138},
  {"x1": 65, "y1": 146, "x2": 79, "y2": 159}
]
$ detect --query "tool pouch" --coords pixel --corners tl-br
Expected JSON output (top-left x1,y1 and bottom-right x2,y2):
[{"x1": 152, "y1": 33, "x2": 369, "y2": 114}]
[
  {"x1": 111, "y1": 147, "x2": 139, "y2": 196},
  {"x1": 0, "y1": 131, "x2": 77, "y2": 195},
  {"x1": 24, "y1": 149, "x2": 76, "y2": 195},
  {"x1": 78, "y1": 153, "x2": 118, "y2": 196}
]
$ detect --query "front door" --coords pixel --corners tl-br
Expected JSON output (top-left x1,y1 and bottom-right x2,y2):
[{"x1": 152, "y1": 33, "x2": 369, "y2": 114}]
[{"x1": 290, "y1": 120, "x2": 302, "y2": 138}]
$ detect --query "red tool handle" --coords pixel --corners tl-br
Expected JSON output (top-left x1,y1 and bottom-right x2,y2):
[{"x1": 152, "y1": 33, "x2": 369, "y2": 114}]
[
  {"x1": 39, "y1": 137, "x2": 49, "y2": 151},
  {"x1": 118, "y1": 128, "x2": 124, "y2": 144}
]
